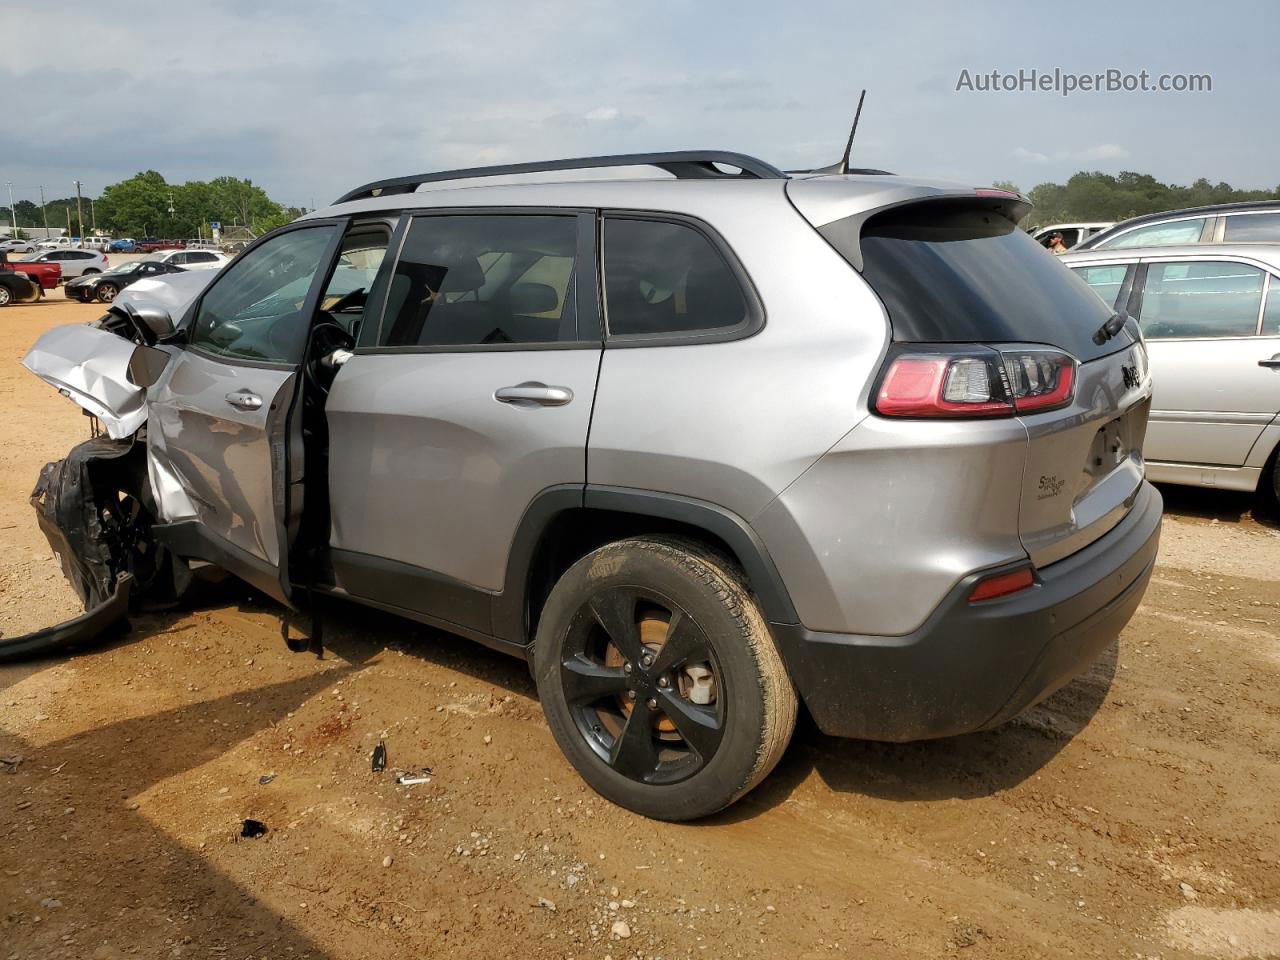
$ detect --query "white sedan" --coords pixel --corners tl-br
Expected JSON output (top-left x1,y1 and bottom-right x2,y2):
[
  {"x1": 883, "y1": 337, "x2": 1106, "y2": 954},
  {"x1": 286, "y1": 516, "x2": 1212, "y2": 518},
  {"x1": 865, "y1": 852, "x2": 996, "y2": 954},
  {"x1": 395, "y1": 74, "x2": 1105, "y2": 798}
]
[
  {"x1": 143, "y1": 248, "x2": 231, "y2": 270},
  {"x1": 0, "y1": 238, "x2": 37, "y2": 254}
]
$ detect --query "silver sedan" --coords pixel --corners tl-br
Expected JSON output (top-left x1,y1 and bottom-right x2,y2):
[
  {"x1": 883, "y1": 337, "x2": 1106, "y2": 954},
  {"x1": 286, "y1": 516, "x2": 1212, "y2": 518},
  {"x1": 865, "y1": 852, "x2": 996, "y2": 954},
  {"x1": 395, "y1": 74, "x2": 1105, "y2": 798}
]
[{"x1": 1062, "y1": 243, "x2": 1280, "y2": 496}]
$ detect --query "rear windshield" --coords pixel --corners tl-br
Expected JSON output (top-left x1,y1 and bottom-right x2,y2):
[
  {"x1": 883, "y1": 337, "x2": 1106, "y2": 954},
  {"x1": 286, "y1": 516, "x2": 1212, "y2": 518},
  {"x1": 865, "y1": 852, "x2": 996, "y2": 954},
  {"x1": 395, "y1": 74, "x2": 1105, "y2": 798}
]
[{"x1": 826, "y1": 200, "x2": 1131, "y2": 362}]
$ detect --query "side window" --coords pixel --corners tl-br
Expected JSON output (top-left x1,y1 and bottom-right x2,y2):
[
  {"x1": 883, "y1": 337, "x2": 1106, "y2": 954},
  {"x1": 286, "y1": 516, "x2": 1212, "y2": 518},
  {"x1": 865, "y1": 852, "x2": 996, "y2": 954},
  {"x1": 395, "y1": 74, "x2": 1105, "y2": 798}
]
[
  {"x1": 190, "y1": 225, "x2": 339, "y2": 363},
  {"x1": 170, "y1": 253, "x2": 189, "y2": 265},
  {"x1": 1136, "y1": 260, "x2": 1265, "y2": 339},
  {"x1": 380, "y1": 215, "x2": 578, "y2": 347},
  {"x1": 190, "y1": 252, "x2": 216, "y2": 263},
  {"x1": 1100, "y1": 219, "x2": 1207, "y2": 249},
  {"x1": 1262, "y1": 279, "x2": 1280, "y2": 336},
  {"x1": 1071, "y1": 264, "x2": 1130, "y2": 309},
  {"x1": 1223, "y1": 212, "x2": 1280, "y2": 243},
  {"x1": 318, "y1": 224, "x2": 391, "y2": 338},
  {"x1": 603, "y1": 217, "x2": 749, "y2": 338}
]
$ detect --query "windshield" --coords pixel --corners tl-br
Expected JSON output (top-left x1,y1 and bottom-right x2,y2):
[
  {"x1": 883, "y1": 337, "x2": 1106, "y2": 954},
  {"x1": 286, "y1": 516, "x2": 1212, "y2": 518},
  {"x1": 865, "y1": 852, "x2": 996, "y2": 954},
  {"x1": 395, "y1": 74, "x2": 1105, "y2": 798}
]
[
  {"x1": 827, "y1": 200, "x2": 1132, "y2": 362},
  {"x1": 108, "y1": 261, "x2": 143, "y2": 275}
]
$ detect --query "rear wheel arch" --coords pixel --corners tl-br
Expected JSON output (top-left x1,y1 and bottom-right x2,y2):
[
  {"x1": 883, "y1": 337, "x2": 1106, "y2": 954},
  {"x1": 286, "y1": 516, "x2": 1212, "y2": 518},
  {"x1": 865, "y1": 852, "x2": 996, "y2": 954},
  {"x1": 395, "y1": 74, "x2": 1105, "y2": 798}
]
[{"x1": 497, "y1": 485, "x2": 799, "y2": 648}]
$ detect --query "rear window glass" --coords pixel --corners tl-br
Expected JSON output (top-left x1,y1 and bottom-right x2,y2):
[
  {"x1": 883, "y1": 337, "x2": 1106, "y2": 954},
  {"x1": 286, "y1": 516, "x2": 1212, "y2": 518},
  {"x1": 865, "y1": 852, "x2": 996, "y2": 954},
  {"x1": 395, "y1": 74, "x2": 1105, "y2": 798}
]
[
  {"x1": 834, "y1": 201, "x2": 1126, "y2": 362},
  {"x1": 1223, "y1": 212, "x2": 1280, "y2": 242}
]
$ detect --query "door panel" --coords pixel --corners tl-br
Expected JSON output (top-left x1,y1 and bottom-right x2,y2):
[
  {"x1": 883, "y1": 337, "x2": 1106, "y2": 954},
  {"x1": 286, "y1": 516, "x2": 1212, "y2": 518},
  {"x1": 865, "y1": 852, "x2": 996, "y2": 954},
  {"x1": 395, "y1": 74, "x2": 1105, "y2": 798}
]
[
  {"x1": 1143, "y1": 337, "x2": 1280, "y2": 465},
  {"x1": 145, "y1": 222, "x2": 344, "y2": 589},
  {"x1": 326, "y1": 349, "x2": 601, "y2": 593},
  {"x1": 1136, "y1": 259, "x2": 1277, "y2": 466},
  {"x1": 147, "y1": 351, "x2": 296, "y2": 565}
]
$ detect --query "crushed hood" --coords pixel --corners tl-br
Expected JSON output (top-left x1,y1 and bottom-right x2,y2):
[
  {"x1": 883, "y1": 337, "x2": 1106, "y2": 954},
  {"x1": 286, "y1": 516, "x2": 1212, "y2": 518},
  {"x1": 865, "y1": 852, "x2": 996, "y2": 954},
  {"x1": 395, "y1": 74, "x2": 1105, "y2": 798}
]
[{"x1": 21, "y1": 324, "x2": 148, "y2": 438}]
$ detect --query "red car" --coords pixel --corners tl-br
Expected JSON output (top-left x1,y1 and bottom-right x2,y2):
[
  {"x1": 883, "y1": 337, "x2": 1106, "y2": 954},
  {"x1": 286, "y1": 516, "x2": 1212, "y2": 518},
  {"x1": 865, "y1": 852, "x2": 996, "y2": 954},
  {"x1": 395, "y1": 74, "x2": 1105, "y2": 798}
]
[
  {"x1": 136, "y1": 237, "x2": 185, "y2": 253},
  {"x1": 4, "y1": 259, "x2": 61, "y2": 290}
]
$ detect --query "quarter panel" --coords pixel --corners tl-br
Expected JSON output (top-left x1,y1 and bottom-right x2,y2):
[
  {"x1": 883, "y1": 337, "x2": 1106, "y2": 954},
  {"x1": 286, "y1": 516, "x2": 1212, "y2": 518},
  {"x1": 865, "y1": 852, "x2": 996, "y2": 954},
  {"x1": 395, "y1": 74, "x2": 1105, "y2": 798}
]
[
  {"x1": 753, "y1": 415, "x2": 1030, "y2": 636},
  {"x1": 587, "y1": 199, "x2": 888, "y2": 522}
]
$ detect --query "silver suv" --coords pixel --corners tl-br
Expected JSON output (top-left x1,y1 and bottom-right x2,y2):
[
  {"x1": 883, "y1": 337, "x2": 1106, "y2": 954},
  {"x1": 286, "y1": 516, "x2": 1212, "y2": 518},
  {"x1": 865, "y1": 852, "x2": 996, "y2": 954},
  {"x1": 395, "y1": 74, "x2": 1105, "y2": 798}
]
[{"x1": 18, "y1": 152, "x2": 1161, "y2": 820}]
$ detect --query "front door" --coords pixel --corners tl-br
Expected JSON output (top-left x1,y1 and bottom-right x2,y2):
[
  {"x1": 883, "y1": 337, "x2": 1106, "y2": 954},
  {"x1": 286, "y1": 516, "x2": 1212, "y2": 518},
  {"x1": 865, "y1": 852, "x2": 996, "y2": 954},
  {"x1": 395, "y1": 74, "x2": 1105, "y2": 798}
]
[
  {"x1": 1135, "y1": 257, "x2": 1280, "y2": 466},
  {"x1": 146, "y1": 222, "x2": 344, "y2": 599},
  {"x1": 325, "y1": 211, "x2": 602, "y2": 638}
]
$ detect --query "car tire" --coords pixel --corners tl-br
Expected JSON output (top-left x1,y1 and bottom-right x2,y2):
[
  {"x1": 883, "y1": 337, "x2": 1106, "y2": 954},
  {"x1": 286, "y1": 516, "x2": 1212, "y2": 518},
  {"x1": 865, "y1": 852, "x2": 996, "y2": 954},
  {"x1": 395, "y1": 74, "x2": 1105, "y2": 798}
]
[
  {"x1": 533, "y1": 536, "x2": 797, "y2": 821},
  {"x1": 0, "y1": 283, "x2": 13, "y2": 307},
  {"x1": 95, "y1": 283, "x2": 118, "y2": 303},
  {"x1": 81, "y1": 269, "x2": 100, "y2": 276}
]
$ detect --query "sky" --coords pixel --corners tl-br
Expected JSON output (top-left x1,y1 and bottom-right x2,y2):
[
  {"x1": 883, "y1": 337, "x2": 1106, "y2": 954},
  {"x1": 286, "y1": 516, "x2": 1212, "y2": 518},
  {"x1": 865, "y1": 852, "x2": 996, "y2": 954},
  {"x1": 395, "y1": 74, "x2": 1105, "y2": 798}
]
[{"x1": 3, "y1": 0, "x2": 1277, "y2": 210}]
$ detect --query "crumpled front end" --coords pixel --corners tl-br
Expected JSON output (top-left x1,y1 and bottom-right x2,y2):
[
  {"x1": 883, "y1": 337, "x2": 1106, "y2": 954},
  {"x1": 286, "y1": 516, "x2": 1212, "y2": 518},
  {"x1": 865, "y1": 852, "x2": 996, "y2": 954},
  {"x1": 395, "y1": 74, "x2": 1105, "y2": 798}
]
[{"x1": 0, "y1": 428, "x2": 190, "y2": 662}]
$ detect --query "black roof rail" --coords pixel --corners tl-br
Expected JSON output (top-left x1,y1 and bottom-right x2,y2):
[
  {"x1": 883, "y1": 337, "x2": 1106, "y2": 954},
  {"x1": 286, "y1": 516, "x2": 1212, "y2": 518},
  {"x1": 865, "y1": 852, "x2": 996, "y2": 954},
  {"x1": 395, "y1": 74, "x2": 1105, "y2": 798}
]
[{"x1": 333, "y1": 151, "x2": 787, "y2": 205}]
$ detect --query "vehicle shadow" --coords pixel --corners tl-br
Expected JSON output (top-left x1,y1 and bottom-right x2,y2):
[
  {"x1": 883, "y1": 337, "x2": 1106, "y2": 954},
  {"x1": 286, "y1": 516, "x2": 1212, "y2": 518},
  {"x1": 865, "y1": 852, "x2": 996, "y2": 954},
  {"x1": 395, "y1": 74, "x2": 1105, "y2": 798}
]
[
  {"x1": 712, "y1": 639, "x2": 1118, "y2": 821},
  {"x1": 1154, "y1": 481, "x2": 1278, "y2": 528},
  {"x1": 0, "y1": 615, "x2": 347, "y2": 957}
]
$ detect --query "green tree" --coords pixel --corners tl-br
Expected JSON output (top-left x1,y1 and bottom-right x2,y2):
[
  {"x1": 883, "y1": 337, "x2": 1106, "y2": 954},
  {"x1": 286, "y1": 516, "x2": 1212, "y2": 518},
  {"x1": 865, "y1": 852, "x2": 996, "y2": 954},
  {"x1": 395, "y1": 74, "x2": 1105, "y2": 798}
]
[
  {"x1": 992, "y1": 180, "x2": 1022, "y2": 195},
  {"x1": 96, "y1": 171, "x2": 176, "y2": 237},
  {"x1": 1025, "y1": 170, "x2": 1280, "y2": 225}
]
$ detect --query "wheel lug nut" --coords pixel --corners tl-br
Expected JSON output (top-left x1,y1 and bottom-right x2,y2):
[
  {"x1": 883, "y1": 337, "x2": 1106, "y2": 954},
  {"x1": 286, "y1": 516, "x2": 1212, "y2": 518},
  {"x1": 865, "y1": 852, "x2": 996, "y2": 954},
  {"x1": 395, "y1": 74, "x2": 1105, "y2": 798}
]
[
  {"x1": 641, "y1": 654, "x2": 654, "y2": 667},
  {"x1": 623, "y1": 662, "x2": 632, "y2": 674},
  {"x1": 627, "y1": 691, "x2": 636, "y2": 700},
  {"x1": 658, "y1": 676, "x2": 670, "y2": 688},
  {"x1": 646, "y1": 698, "x2": 658, "y2": 709}
]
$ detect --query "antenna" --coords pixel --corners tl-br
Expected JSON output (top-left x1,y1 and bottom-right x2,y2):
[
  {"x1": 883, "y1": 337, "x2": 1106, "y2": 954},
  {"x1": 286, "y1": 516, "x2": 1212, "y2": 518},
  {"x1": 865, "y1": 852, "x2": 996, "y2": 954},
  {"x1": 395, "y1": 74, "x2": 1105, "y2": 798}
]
[{"x1": 837, "y1": 89, "x2": 866, "y2": 175}]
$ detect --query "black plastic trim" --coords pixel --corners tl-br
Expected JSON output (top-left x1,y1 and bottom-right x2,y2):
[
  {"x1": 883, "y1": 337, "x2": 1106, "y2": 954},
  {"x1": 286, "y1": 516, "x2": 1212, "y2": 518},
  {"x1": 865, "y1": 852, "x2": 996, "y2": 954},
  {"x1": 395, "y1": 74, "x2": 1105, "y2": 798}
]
[
  {"x1": 581, "y1": 486, "x2": 799, "y2": 624},
  {"x1": 0, "y1": 574, "x2": 132, "y2": 664},
  {"x1": 153, "y1": 520, "x2": 291, "y2": 607},
  {"x1": 334, "y1": 151, "x2": 787, "y2": 204},
  {"x1": 329, "y1": 547, "x2": 494, "y2": 636}
]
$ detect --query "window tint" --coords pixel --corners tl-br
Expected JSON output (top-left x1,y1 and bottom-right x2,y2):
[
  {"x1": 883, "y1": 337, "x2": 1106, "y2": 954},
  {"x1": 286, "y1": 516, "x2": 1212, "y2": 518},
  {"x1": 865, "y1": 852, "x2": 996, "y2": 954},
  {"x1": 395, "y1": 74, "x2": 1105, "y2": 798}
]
[
  {"x1": 1223, "y1": 212, "x2": 1280, "y2": 243},
  {"x1": 1136, "y1": 261, "x2": 1264, "y2": 339},
  {"x1": 603, "y1": 218, "x2": 748, "y2": 338},
  {"x1": 845, "y1": 201, "x2": 1123, "y2": 362},
  {"x1": 190, "y1": 225, "x2": 338, "y2": 363},
  {"x1": 381, "y1": 215, "x2": 578, "y2": 347},
  {"x1": 189, "y1": 252, "x2": 216, "y2": 263},
  {"x1": 1100, "y1": 219, "x2": 1207, "y2": 249},
  {"x1": 1071, "y1": 264, "x2": 1130, "y2": 309}
]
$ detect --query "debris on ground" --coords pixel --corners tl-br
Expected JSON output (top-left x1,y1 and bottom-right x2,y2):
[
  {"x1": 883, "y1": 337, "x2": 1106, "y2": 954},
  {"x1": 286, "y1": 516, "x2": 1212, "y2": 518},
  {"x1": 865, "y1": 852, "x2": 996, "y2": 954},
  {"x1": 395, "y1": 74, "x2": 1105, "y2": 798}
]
[
  {"x1": 394, "y1": 767, "x2": 432, "y2": 785},
  {"x1": 535, "y1": 898, "x2": 556, "y2": 912},
  {"x1": 371, "y1": 740, "x2": 387, "y2": 773},
  {"x1": 0, "y1": 755, "x2": 22, "y2": 774},
  {"x1": 240, "y1": 819, "x2": 268, "y2": 839},
  {"x1": 258, "y1": 773, "x2": 276, "y2": 785}
]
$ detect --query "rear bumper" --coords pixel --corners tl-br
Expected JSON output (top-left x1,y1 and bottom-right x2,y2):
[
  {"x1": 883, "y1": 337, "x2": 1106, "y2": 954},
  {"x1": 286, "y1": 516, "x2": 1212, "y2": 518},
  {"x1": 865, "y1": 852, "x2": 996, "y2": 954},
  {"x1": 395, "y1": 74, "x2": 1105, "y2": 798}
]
[{"x1": 770, "y1": 481, "x2": 1161, "y2": 741}]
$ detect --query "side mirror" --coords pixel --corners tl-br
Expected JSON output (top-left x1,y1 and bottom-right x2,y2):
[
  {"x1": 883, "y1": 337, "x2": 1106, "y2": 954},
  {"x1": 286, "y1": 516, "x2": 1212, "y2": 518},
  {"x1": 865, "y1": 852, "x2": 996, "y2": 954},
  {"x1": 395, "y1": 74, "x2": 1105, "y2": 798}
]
[
  {"x1": 127, "y1": 344, "x2": 171, "y2": 388},
  {"x1": 136, "y1": 306, "x2": 175, "y2": 339}
]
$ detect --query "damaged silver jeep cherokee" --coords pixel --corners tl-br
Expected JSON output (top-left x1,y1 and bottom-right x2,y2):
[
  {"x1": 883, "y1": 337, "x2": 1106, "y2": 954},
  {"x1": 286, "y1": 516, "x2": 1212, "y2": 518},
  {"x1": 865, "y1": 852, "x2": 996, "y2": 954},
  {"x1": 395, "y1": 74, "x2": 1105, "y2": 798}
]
[{"x1": 13, "y1": 152, "x2": 1161, "y2": 820}]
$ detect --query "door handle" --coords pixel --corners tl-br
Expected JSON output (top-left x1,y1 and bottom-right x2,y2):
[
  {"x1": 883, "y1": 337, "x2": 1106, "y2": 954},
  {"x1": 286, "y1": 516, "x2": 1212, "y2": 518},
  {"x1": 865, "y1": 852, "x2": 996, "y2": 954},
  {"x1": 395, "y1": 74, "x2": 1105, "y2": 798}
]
[
  {"x1": 494, "y1": 382, "x2": 574, "y2": 406},
  {"x1": 1259, "y1": 355, "x2": 1280, "y2": 369},
  {"x1": 225, "y1": 389, "x2": 263, "y2": 411}
]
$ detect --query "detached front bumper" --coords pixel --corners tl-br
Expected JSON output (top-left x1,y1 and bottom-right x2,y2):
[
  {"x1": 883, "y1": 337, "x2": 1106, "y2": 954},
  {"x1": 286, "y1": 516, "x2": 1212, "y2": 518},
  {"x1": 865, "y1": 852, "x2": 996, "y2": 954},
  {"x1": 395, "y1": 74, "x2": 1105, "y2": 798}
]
[{"x1": 770, "y1": 481, "x2": 1162, "y2": 742}]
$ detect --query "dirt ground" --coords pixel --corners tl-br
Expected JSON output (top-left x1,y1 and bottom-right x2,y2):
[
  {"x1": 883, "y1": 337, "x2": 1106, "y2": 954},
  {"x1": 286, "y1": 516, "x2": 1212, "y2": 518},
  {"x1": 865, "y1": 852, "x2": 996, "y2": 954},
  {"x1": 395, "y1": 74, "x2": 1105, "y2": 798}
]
[{"x1": 2, "y1": 298, "x2": 1278, "y2": 960}]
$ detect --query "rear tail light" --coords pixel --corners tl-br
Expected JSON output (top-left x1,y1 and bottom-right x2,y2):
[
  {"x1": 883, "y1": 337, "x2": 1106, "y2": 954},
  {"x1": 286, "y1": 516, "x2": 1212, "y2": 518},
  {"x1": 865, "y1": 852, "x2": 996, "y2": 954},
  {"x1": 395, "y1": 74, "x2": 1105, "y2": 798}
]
[
  {"x1": 875, "y1": 345, "x2": 1076, "y2": 419},
  {"x1": 968, "y1": 567, "x2": 1035, "y2": 602}
]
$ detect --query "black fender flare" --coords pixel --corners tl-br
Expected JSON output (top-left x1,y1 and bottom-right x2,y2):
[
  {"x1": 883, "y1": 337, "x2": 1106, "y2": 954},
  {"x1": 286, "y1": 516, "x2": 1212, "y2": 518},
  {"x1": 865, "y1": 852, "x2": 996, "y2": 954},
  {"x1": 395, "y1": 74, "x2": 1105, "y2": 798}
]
[{"x1": 494, "y1": 484, "x2": 800, "y2": 646}]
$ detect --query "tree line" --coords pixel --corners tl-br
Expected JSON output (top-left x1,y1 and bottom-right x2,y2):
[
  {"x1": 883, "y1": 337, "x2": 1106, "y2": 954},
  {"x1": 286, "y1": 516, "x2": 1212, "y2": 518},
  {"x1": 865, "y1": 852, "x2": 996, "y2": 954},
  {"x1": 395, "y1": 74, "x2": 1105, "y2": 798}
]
[
  {"x1": 994, "y1": 171, "x2": 1280, "y2": 227},
  {"x1": 9, "y1": 171, "x2": 302, "y2": 239}
]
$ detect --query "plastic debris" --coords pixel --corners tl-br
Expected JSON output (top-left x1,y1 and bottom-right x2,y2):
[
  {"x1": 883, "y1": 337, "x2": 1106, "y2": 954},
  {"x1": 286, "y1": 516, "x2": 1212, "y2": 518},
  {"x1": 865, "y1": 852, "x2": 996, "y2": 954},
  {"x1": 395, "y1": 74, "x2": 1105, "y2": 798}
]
[
  {"x1": 395, "y1": 771, "x2": 432, "y2": 786},
  {"x1": 535, "y1": 898, "x2": 556, "y2": 912},
  {"x1": 258, "y1": 773, "x2": 276, "y2": 785},
  {"x1": 371, "y1": 741, "x2": 387, "y2": 773},
  {"x1": 240, "y1": 819, "x2": 268, "y2": 839},
  {"x1": 0, "y1": 755, "x2": 22, "y2": 774}
]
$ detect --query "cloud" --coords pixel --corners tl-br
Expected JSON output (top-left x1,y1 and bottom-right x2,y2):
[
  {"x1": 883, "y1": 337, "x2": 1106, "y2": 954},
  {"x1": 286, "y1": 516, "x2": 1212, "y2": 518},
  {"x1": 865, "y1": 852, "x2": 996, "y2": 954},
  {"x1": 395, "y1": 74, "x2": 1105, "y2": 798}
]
[
  {"x1": 1080, "y1": 143, "x2": 1130, "y2": 160},
  {"x1": 1012, "y1": 147, "x2": 1050, "y2": 164},
  {"x1": 584, "y1": 106, "x2": 620, "y2": 122}
]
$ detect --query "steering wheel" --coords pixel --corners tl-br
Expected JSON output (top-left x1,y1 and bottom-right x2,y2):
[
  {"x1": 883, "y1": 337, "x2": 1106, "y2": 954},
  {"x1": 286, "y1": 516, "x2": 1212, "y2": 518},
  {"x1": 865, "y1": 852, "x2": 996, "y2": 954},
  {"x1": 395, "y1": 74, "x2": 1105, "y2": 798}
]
[{"x1": 304, "y1": 318, "x2": 356, "y2": 394}]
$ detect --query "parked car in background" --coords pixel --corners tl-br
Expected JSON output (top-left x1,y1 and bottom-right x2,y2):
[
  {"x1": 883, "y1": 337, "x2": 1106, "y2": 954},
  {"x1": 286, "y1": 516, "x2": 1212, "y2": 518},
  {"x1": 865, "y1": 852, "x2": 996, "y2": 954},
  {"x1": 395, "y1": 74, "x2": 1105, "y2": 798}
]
[
  {"x1": 109, "y1": 264, "x2": 219, "y2": 317},
  {"x1": 184, "y1": 239, "x2": 220, "y2": 250},
  {"x1": 143, "y1": 248, "x2": 230, "y2": 270},
  {"x1": 1063, "y1": 243, "x2": 1280, "y2": 498},
  {"x1": 0, "y1": 269, "x2": 43, "y2": 305},
  {"x1": 0, "y1": 238, "x2": 37, "y2": 255},
  {"x1": 36, "y1": 237, "x2": 75, "y2": 250},
  {"x1": 65, "y1": 259, "x2": 186, "y2": 303},
  {"x1": 1077, "y1": 201, "x2": 1280, "y2": 251},
  {"x1": 82, "y1": 236, "x2": 113, "y2": 252},
  {"x1": 24, "y1": 248, "x2": 108, "y2": 280},
  {"x1": 19, "y1": 151, "x2": 1161, "y2": 820},
  {"x1": 1030, "y1": 222, "x2": 1113, "y2": 250},
  {"x1": 5, "y1": 258, "x2": 61, "y2": 290},
  {"x1": 110, "y1": 238, "x2": 138, "y2": 252},
  {"x1": 137, "y1": 237, "x2": 185, "y2": 252}
]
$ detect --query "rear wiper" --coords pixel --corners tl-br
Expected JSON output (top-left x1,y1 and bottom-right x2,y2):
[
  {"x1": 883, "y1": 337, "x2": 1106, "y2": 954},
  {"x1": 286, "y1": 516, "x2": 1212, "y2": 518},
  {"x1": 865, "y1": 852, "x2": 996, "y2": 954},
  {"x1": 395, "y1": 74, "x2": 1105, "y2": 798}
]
[{"x1": 1092, "y1": 310, "x2": 1130, "y2": 346}]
